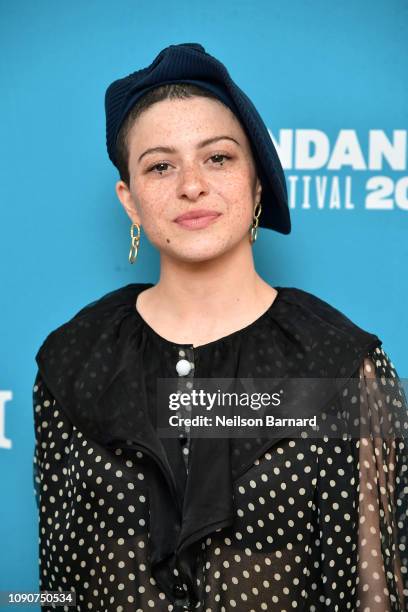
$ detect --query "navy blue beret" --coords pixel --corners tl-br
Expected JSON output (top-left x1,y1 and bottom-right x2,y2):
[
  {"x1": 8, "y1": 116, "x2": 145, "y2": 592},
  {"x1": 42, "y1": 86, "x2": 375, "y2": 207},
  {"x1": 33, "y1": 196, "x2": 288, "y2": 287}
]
[{"x1": 105, "y1": 43, "x2": 291, "y2": 234}]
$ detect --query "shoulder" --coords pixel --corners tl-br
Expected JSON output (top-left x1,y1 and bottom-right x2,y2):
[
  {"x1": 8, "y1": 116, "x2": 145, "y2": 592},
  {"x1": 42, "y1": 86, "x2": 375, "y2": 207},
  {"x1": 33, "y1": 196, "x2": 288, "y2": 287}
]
[
  {"x1": 66, "y1": 282, "x2": 151, "y2": 322},
  {"x1": 274, "y1": 285, "x2": 383, "y2": 376},
  {"x1": 34, "y1": 282, "x2": 151, "y2": 366},
  {"x1": 279, "y1": 285, "x2": 379, "y2": 340},
  {"x1": 33, "y1": 282, "x2": 152, "y2": 437}
]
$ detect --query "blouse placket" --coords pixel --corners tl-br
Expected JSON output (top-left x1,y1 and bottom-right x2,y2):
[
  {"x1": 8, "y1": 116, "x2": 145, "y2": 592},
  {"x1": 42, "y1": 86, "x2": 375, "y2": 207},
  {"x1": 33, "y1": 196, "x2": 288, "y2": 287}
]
[{"x1": 174, "y1": 346, "x2": 195, "y2": 475}]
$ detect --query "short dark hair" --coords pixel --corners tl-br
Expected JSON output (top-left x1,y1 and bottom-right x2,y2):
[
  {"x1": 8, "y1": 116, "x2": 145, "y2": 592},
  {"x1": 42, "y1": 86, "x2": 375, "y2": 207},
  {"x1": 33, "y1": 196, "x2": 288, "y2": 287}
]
[{"x1": 114, "y1": 83, "x2": 225, "y2": 186}]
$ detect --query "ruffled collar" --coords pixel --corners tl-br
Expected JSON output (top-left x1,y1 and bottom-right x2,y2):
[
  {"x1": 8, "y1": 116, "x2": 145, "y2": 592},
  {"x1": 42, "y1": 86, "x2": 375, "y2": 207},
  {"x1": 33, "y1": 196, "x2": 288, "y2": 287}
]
[
  {"x1": 35, "y1": 281, "x2": 382, "y2": 451},
  {"x1": 35, "y1": 282, "x2": 382, "y2": 604}
]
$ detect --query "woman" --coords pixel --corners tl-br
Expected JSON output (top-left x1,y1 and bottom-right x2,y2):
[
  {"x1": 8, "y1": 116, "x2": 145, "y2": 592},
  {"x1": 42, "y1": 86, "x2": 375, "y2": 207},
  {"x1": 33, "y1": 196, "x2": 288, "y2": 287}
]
[{"x1": 33, "y1": 43, "x2": 408, "y2": 611}]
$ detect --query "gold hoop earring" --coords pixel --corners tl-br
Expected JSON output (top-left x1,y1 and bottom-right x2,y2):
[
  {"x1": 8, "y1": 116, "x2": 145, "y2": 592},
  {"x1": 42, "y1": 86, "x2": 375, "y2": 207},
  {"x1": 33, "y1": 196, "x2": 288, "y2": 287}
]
[
  {"x1": 249, "y1": 202, "x2": 262, "y2": 244},
  {"x1": 129, "y1": 222, "x2": 141, "y2": 264}
]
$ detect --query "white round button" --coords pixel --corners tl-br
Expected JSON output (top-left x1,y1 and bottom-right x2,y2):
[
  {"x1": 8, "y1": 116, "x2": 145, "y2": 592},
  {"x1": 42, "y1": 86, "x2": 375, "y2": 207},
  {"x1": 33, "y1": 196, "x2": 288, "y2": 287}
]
[{"x1": 176, "y1": 359, "x2": 192, "y2": 376}]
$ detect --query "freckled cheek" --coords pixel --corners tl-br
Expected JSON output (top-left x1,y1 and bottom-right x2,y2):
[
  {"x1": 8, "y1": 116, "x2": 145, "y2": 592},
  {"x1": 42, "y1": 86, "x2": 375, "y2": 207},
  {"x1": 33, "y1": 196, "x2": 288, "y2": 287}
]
[
  {"x1": 141, "y1": 217, "x2": 168, "y2": 241},
  {"x1": 137, "y1": 205, "x2": 173, "y2": 247},
  {"x1": 223, "y1": 191, "x2": 254, "y2": 227},
  {"x1": 135, "y1": 191, "x2": 168, "y2": 230},
  {"x1": 220, "y1": 175, "x2": 254, "y2": 206}
]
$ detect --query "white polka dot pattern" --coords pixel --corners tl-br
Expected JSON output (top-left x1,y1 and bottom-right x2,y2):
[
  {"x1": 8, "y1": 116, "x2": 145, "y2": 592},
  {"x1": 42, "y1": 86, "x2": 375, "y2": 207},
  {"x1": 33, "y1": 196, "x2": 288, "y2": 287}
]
[
  {"x1": 33, "y1": 345, "x2": 408, "y2": 611},
  {"x1": 32, "y1": 284, "x2": 408, "y2": 610}
]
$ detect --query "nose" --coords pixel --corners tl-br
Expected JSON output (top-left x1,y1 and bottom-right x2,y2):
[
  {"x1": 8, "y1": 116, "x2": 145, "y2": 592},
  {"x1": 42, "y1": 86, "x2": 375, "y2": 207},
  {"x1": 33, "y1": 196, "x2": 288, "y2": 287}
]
[{"x1": 176, "y1": 163, "x2": 209, "y2": 201}]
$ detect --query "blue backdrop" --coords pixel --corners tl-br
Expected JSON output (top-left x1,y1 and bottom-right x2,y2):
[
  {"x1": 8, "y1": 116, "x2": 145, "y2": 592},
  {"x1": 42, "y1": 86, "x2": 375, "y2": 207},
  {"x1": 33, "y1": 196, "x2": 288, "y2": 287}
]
[{"x1": 0, "y1": 0, "x2": 407, "y2": 606}]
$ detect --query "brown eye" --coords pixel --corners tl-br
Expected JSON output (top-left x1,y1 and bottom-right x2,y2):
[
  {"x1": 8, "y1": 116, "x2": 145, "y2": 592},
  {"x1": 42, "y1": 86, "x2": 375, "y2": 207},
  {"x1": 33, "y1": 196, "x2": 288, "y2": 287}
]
[
  {"x1": 210, "y1": 154, "x2": 231, "y2": 165},
  {"x1": 149, "y1": 162, "x2": 169, "y2": 173}
]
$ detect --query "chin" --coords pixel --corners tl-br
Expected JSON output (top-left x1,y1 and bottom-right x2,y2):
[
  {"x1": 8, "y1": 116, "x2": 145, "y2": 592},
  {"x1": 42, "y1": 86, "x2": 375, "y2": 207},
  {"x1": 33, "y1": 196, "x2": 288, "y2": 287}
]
[{"x1": 167, "y1": 242, "x2": 230, "y2": 264}]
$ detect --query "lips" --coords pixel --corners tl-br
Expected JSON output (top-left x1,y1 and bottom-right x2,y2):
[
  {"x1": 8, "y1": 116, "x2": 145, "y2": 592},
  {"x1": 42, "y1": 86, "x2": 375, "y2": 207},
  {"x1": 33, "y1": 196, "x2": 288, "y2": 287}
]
[
  {"x1": 174, "y1": 209, "x2": 222, "y2": 231},
  {"x1": 174, "y1": 209, "x2": 221, "y2": 222}
]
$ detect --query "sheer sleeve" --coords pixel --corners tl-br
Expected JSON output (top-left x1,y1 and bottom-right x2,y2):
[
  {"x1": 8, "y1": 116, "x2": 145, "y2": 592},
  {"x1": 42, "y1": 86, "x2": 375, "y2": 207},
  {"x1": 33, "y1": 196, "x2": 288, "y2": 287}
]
[
  {"x1": 356, "y1": 346, "x2": 408, "y2": 611},
  {"x1": 32, "y1": 369, "x2": 73, "y2": 553},
  {"x1": 33, "y1": 371, "x2": 41, "y2": 511}
]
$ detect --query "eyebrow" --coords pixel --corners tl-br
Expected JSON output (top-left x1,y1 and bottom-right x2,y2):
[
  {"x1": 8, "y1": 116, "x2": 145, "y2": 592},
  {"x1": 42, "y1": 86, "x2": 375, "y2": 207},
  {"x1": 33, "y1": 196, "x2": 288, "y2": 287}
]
[{"x1": 137, "y1": 135, "x2": 241, "y2": 163}]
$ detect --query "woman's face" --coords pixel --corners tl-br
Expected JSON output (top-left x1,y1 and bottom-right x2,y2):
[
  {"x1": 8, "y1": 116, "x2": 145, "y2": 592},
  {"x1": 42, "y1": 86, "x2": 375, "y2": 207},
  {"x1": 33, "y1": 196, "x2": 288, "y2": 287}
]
[{"x1": 116, "y1": 96, "x2": 262, "y2": 262}]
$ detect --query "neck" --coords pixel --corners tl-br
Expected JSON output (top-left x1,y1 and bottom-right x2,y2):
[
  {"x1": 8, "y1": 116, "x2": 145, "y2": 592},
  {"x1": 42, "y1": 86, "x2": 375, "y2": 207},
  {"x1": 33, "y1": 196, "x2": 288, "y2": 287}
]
[{"x1": 140, "y1": 238, "x2": 276, "y2": 337}]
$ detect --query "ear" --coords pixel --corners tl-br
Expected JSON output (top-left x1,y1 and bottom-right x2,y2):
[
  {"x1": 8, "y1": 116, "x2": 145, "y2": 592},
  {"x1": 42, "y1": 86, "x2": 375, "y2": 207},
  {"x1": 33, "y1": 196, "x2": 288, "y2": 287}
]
[
  {"x1": 255, "y1": 175, "x2": 262, "y2": 205},
  {"x1": 115, "y1": 180, "x2": 142, "y2": 226}
]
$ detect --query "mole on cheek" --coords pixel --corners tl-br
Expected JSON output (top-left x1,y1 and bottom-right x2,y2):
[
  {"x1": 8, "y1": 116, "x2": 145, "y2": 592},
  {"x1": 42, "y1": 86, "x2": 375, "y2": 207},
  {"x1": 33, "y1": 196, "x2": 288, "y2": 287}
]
[{"x1": 166, "y1": 238, "x2": 171, "y2": 243}]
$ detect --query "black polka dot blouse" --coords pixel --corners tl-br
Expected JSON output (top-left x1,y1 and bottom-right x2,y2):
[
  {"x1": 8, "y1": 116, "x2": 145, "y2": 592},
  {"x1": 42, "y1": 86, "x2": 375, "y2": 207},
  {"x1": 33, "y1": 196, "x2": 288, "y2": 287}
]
[{"x1": 33, "y1": 283, "x2": 408, "y2": 611}]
